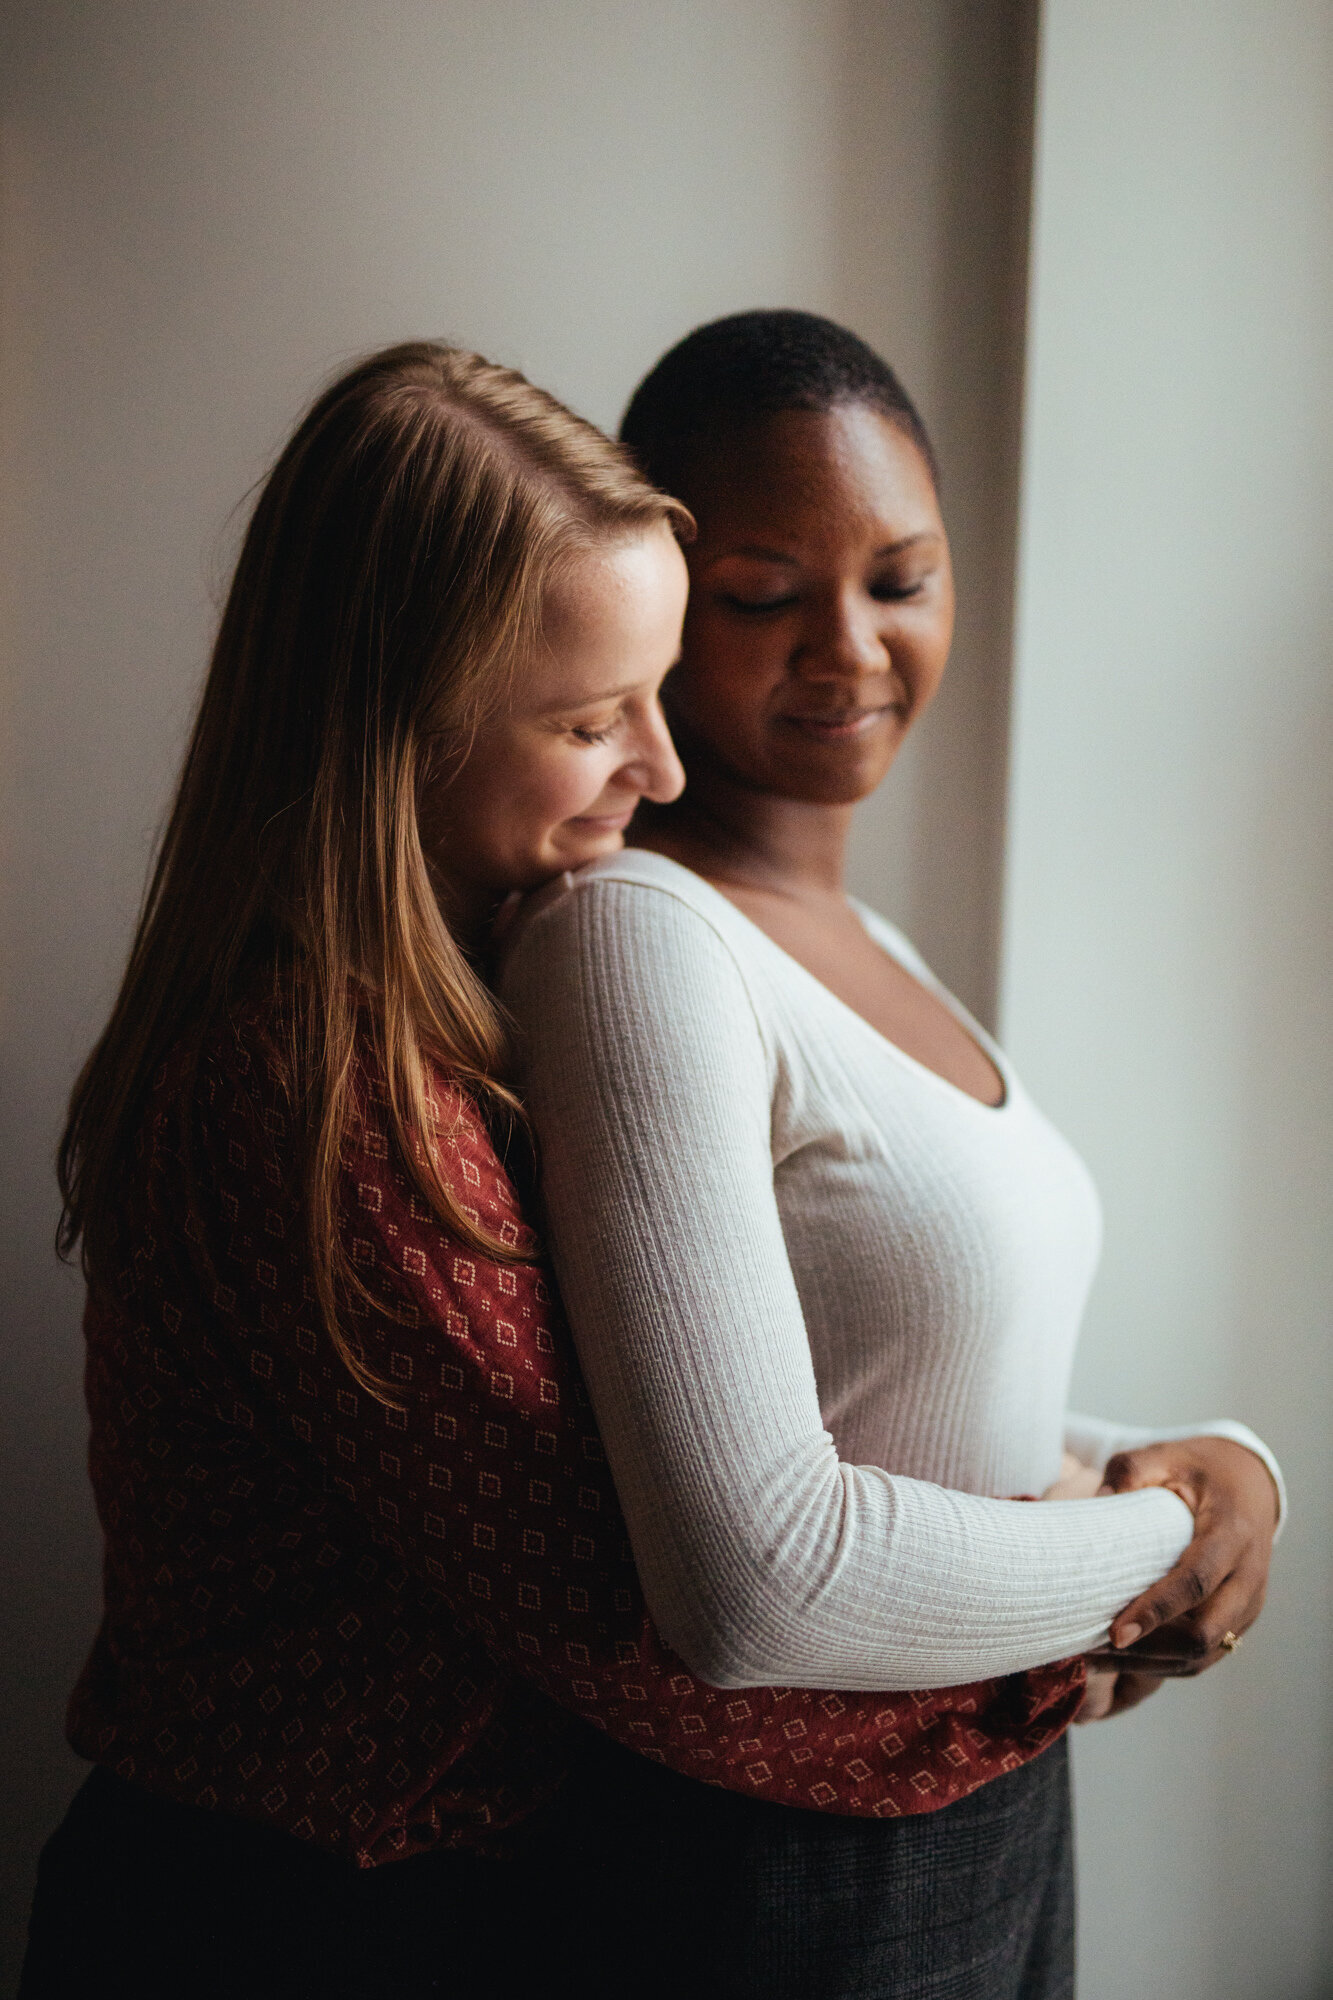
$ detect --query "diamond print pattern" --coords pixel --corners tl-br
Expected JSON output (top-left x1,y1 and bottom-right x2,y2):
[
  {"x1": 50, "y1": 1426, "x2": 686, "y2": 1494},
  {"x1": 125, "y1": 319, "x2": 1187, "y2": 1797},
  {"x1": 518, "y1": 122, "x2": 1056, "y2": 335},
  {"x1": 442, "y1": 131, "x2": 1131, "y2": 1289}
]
[{"x1": 68, "y1": 1005, "x2": 1084, "y2": 1867}]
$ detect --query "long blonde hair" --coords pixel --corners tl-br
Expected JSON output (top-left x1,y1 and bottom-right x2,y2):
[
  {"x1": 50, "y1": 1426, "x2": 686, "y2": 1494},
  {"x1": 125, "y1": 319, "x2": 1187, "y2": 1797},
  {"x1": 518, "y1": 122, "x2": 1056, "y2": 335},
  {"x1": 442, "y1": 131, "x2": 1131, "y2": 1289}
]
[{"x1": 58, "y1": 341, "x2": 689, "y2": 1393}]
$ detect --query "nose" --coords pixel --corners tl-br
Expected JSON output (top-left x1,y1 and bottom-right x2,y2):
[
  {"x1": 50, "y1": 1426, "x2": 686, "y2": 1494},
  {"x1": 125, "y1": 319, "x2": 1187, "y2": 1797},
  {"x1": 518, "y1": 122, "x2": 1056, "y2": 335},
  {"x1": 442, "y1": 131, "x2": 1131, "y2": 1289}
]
[
  {"x1": 794, "y1": 590, "x2": 888, "y2": 683},
  {"x1": 625, "y1": 699, "x2": 686, "y2": 805}
]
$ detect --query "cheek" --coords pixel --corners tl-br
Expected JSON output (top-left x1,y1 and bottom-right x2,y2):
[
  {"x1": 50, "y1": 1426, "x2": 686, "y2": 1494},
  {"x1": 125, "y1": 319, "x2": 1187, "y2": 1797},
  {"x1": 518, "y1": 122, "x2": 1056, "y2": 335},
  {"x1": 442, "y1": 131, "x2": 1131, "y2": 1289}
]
[
  {"x1": 506, "y1": 746, "x2": 611, "y2": 844},
  {"x1": 438, "y1": 746, "x2": 596, "y2": 880},
  {"x1": 672, "y1": 633, "x2": 777, "y2": 740},
  {"x1": 906, "y1": 618, "x2": 954, "y2": 703}
]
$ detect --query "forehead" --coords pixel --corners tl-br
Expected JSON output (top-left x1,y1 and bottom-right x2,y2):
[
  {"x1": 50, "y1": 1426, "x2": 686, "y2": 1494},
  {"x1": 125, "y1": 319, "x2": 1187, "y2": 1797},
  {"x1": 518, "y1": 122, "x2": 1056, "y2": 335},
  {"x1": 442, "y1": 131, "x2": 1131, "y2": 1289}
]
[
  {"x1": 539, "y1": 526, "x2": 687, "y2": 646},
  {"x1": 682, "y1": 405, "x2": 941, "y2": 549},
  {"x1": 516, "y1": 527, "x2": 687, "y2": 710}
]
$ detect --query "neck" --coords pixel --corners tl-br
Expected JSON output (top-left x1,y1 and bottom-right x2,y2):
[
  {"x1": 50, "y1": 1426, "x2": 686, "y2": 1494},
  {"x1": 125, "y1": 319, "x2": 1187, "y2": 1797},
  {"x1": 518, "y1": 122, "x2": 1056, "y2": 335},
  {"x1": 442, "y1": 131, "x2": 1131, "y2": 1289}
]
[
  {"x1": 431, "y1": 866, "x2": 501, "y2": 961},
  {"x1": 635, "y1": 757, "x2": 852, "y2": 901}
]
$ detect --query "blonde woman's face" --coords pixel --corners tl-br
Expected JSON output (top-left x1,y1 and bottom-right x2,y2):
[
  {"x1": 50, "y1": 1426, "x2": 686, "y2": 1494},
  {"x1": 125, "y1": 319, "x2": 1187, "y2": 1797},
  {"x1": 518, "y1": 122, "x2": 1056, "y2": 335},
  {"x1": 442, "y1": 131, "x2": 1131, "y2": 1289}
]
[{"x1": 427, "y1": 523, "x2": 688, "y2": 905}]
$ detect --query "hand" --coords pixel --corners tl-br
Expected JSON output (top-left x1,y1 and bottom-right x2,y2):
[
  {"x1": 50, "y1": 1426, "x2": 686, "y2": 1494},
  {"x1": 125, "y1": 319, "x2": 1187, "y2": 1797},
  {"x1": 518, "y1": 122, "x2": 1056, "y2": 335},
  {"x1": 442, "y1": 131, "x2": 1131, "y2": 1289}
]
[
  {"x1": 1041, "y1": 1451, "x2": 1103, "y2": 1501},
  {"x1": 1040, "y1": 1453, "x2": 1171, "y2": 1720},
  {"x1": 1075, "y1": 1662, "x2": 1163, "y2": 1724},
  {"x1": 1091, "y1": 1437, "x2": 1278, "y2": 1675}
]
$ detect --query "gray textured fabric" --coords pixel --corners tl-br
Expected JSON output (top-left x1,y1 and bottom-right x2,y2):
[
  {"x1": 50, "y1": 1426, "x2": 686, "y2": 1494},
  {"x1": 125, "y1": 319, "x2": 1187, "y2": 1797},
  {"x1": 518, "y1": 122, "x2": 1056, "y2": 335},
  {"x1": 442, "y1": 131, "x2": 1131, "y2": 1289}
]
[
  {"x1": 539, "y1": 1725, "x2": 1076, "y2": 2000},
  {"x1": 28, "y1": 1739, "x2": 1075, "y2": 1999},
  {"x1": 500, "y1": 850, "x2": 1278, "y2": 1690}
]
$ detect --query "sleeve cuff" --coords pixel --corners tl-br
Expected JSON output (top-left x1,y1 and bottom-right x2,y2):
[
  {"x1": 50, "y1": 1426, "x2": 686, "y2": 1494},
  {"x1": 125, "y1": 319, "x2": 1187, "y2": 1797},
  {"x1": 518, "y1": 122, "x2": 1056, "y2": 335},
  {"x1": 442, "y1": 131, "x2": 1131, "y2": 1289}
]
[{"x1": 1063, "y1": 1412, "x2": 1287, "y2": 1539}]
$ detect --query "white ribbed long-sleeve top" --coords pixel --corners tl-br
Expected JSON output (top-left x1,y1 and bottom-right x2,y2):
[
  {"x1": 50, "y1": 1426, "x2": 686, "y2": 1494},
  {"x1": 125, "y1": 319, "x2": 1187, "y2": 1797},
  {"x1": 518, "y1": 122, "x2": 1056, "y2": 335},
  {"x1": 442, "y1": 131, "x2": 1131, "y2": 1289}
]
[{"x1": 498, "y1": 849, "x2": 1282, "y2": 1691}]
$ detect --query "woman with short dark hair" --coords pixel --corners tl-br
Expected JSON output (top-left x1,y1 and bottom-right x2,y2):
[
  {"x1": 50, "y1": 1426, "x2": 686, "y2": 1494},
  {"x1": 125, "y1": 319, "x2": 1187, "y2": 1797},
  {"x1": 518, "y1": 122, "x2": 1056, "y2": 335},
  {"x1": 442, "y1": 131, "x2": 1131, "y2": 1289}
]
[{"x1": 496, "y1": 309, "x2": 1283, "y2": 1996}]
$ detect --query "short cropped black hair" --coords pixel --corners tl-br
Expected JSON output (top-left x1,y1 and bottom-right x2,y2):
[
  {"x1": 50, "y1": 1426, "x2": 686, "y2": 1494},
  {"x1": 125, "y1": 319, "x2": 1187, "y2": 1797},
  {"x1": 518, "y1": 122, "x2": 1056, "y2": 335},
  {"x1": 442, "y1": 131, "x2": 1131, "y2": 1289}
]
[{"x1": 619, "y1": 309, "x2": 936, "y2": 497}]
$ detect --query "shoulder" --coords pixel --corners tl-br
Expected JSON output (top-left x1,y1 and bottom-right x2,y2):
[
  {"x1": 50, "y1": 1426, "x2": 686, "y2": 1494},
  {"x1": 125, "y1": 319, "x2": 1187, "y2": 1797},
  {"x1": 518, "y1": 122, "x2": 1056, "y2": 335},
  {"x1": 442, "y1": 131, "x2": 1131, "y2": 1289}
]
[
  {"x1": 330, "y1": 1027, "x2": 529, "y2": 1247},
  {"x1": 497, "y1": 853, "x2": 776, "y2": 1083},
  {"x1": 183, "y1": 998, "x2": 522, "y2": 1237},
  {"x1": 498, "y1": 848, "x2": 760, "y2": 993},
  {"x1": 136, "y1": 1002, "x2": 294, "y2": 1175}
]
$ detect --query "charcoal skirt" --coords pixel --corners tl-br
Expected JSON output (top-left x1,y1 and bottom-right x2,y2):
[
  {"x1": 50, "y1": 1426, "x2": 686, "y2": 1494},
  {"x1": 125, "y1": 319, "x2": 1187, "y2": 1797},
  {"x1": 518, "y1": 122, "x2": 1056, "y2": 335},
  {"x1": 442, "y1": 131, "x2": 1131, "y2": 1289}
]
[{"x1": 21, "y1": 1724, "x2": 1073, "y2": 2000}]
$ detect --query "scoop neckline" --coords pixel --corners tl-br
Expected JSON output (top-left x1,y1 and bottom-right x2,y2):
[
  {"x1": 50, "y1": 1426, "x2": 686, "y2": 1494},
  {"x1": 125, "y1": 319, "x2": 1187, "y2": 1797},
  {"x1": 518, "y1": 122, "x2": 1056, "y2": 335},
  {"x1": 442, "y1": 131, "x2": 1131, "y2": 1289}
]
[{"x1": 594, "y1": 848, "x2": 1013, "y2": 1116}]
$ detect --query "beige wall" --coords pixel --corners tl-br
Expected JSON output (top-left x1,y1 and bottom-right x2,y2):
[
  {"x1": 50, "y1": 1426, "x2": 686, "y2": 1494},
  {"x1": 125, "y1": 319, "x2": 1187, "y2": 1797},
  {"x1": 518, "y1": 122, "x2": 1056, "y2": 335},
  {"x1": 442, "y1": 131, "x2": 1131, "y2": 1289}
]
[
  {"x1": 0, "y1": 0, "x2": 1027, "y2": 1979},
  {"x1": 11, "y1": 3, "x2": 1327, "y2": 1991},
  {"x1": 1003, "y1": 3, "x2": 1333, "y2": 1993},
  {"x1": 839, "y1": 0, "x2": 1036, "y2": 1022}
]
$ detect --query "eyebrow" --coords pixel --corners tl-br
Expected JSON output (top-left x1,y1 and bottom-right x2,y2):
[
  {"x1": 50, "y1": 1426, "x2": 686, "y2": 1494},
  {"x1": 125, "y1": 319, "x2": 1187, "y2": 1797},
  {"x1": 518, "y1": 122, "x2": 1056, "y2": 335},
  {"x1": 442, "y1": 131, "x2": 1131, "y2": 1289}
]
[
  {"x1": 537, "y1": 666, "x2": 680, "y2": 716},
  {"x1": 720, "y1": 532, "x2": 941, "y2": 565}
]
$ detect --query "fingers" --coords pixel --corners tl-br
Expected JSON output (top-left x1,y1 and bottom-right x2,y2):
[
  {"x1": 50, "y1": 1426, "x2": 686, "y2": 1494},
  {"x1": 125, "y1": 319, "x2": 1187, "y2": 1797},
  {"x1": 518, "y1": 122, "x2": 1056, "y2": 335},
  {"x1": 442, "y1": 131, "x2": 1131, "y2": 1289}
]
[
  {"x1": 1098, "y1": 1568, "x2": 1267, "y2": 1674},
  {"x1": 1074, "y1": 1665, "x2": 1164, "y2": 1723},
  {"x1": 1100, "y1": 1436, "x2": 1278, "y2": 1655},
  {"x1": 1109, "y1": 1529, "x2": 1234, "y2": 1649},
  {"x1": 1074, "y1": 1664, "x2": 1119, "y2": 1724},
  {"x1": 1105, "y1": 1671, "x2": 1161, "y2": 1718},
  {"x1": 1101, "y1": 1437, "x2": 1279, "y2": 1533},
  {"x1": 1099, "y1": 1443, "x2": 1185, "y2": 1499},
  {"x1": 1044, "y1": 1460, "x2": 1104, "y2": 1501}
]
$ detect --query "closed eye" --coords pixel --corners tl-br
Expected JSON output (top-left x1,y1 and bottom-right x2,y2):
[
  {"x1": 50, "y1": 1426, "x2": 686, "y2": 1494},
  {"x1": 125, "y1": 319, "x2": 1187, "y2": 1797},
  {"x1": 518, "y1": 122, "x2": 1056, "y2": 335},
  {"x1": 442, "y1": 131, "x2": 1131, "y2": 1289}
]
[
  {"x1": 720, "y1": 593, "x2": 800, "y2": 615},
  {"x1": 570, "y1": 723, "x2": 615, "y2": 745}
]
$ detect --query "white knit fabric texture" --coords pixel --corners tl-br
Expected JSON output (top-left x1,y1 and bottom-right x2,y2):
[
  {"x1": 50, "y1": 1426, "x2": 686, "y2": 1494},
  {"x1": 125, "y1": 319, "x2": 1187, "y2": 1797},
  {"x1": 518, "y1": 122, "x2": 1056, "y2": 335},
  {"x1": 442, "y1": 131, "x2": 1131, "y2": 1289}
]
[{"x1": 499, "y1": 849, "x2": 1280, "y2": 1691}]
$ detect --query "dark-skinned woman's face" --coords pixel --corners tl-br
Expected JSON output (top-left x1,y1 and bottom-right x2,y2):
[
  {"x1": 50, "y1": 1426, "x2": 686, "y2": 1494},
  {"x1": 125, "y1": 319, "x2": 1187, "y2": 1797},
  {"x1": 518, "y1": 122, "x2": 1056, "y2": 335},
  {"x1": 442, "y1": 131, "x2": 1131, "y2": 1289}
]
[{"x1": 666, "y1": 403, "x2": 955, "y2": 805}]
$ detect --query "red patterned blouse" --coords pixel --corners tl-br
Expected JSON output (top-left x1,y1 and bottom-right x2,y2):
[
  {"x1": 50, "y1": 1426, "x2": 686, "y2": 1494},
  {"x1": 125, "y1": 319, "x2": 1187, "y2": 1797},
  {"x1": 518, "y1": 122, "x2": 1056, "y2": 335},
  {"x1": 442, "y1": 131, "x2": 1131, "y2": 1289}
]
[{"x1": 68, "y1": 1005, "x2": 1083, "y2": 1866}]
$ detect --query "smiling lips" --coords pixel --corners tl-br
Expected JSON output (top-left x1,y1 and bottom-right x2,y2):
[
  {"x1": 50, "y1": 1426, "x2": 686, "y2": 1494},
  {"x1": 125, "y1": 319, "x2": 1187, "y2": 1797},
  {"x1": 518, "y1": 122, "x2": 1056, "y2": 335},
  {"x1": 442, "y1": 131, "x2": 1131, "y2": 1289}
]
[
  {"x1": 781, "y1": 705, "x2": 901, "y2": 742},
  {"x1": 571, "y1": 807, "x2": 637, "y2": 831}
]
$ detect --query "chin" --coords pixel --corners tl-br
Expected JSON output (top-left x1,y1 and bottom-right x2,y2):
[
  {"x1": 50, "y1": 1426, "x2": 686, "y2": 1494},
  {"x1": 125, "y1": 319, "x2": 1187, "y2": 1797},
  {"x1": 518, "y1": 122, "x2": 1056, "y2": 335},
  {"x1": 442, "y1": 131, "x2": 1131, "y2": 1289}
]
[
  {"x1": 757, "y1": 718, "x2": 906, "y2": 805},
  {"x1": 551, "y1": 829, "x2": 626, "y2": 874},
  {"x1": 775, "y1": 747, "x2": 900, "y2": 806}
]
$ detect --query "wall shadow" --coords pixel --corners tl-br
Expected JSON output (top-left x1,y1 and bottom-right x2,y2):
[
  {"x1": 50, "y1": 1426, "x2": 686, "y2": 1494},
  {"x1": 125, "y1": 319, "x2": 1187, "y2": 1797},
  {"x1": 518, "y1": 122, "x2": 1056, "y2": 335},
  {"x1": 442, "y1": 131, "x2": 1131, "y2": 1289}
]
[{"x1": 834, "y1": 0, "x2": 1039, "y2": 1027}]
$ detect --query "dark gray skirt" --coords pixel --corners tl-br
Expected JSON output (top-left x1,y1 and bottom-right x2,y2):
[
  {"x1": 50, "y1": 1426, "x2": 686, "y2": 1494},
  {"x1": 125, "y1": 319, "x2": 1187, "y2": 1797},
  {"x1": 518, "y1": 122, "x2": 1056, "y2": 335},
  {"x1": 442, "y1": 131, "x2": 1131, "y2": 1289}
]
[
  {"x1": 22, "y1": 1725, "x2": 1073, "y2": 1999},
  {"x1": 542, "y1": 1724, "x2": 1075, "y2": 2000}
]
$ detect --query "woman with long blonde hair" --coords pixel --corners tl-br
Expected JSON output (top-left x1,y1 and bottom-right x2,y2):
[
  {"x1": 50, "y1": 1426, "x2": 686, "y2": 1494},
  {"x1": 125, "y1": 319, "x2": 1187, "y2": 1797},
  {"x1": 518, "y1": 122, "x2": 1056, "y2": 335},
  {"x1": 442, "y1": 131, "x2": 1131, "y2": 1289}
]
[
  {"x1": 23, "y1": 341, "x2": 692, "y2": 1995},
  {"x1": 24, "y1": 342, "x2": 1092, "y2": 1999}
]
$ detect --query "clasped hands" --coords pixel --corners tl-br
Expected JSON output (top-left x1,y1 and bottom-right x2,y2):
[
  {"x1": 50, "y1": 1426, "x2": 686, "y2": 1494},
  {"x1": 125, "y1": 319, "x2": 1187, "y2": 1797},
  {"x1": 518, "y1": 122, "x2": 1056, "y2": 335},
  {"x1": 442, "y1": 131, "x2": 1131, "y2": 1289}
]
[{"x1": 1040, "y1": 1438, "x2": 1279, "y2": 1724}]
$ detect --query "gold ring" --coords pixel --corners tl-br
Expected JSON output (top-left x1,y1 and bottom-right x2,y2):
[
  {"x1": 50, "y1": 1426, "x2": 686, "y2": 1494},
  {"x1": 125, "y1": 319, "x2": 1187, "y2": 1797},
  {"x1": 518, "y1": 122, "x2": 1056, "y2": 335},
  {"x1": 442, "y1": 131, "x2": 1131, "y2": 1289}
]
[{"x1": 1220, "y1": 1630, "x2": 1242, "y2": 1654}]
